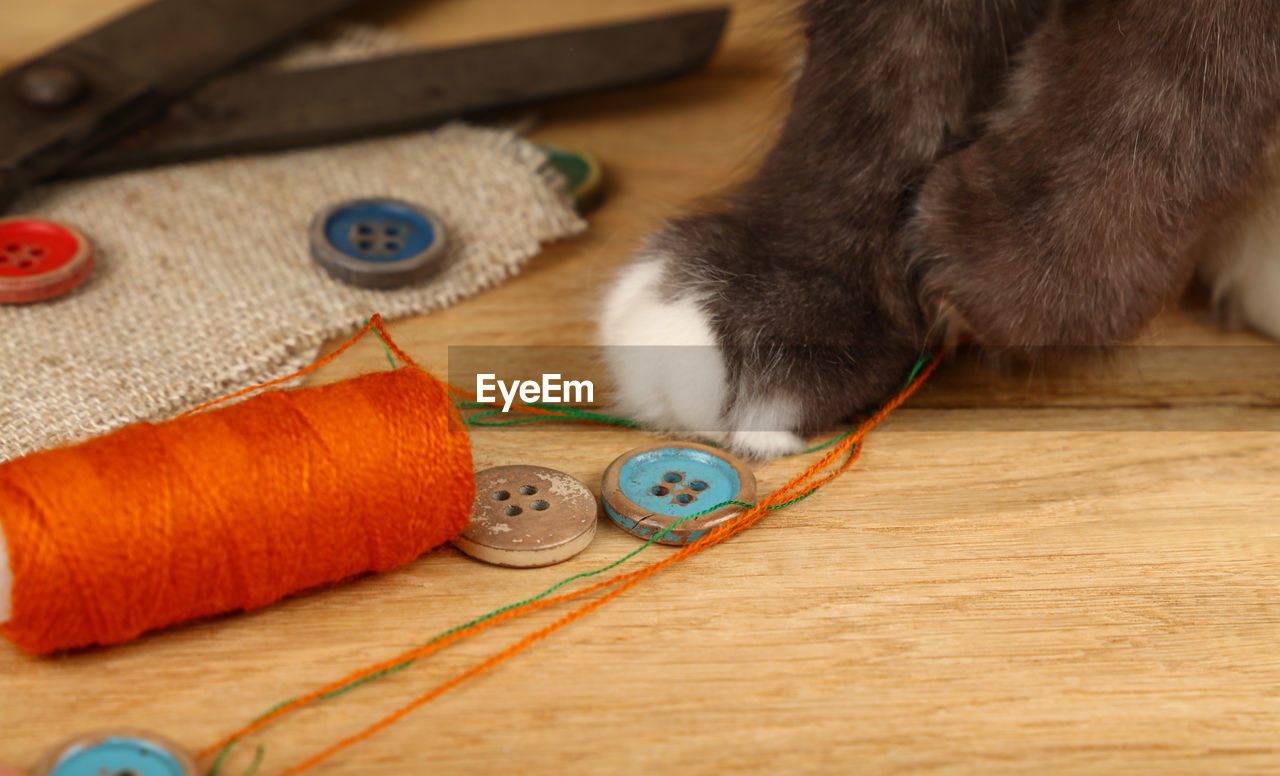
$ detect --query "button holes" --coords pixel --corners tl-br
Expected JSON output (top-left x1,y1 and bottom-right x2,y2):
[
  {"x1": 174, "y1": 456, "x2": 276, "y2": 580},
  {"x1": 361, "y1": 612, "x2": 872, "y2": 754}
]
[
  {"x1": 530, "y1": 500, "x2": 550, "y2": 511},
  {"x1": 356, "y1": 224, "x2": 374, "y2": 235},
  {"x1": 689, "y1": 480, "x2": 708, "y2": 492},
  {"x1": 29, "y1": 247, "x2": 44, "y2": 257},
  {"x1": 4, "y1": 244, "x2": 17, "y2": 252},
  {"x1": 18, "y1": 260, "x2": 33, "y2": 269},
  {"x1": 663, "y1": 472, "x2": 683, "y2": 484},
  {"x1": 385, "y1": 226, "x2": 401, "y2": 236},
  {"x1": 676, "y1": 493, "x2": 694, "y2": 505},
  {"x1": 0, "y1": 255, "x2": 8, "y2": 264},
  {"x1": 492, "y1": 490, "x2": 510, "y2": 501},
  {"x1": 357, "y1": 240, "x2": 374, "y2": 251},
  {"x1": 650, "y1": 485, "x2": 669, "y2": 497},
  {"x1": 383, "y1": 241, "x2": 400, "y2": 251},
  {"x1": 518, "y1": 485, "x2": 537, "y2": 496},
  {"x1": 504, "y1": 505, "x2": 523, "y2": 517}
]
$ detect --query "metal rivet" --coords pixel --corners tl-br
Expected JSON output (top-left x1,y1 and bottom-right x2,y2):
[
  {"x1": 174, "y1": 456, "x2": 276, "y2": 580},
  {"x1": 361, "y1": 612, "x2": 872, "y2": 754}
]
[{"x1": 15, "y1": 64, "x2": 88, "y2": 109}]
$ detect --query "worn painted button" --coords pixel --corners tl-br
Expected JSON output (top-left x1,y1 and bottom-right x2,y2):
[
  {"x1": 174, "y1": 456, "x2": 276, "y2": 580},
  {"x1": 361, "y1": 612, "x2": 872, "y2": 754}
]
[
  {"x1": 34, "y1": 730, "x2": 198, "y2": 776},
  {"x1": 539, "y1": 144, "x2": 604, "y2": 212},
  {"x1": 309, "y1": 198, "x2": 447, "y2": 289},
  {"x1": 602, "y1": 442, "x2": 756, "y2": 546},
  {"x1": 0, "y1": 217, "x2": 94, "y2": 304},
  {"x1": 455, "y1": 465, "x2": 598, "y2": 568}
]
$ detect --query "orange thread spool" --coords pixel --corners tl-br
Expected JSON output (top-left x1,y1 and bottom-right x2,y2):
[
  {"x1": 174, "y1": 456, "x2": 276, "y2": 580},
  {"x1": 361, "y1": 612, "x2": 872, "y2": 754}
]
[{"x1": 0, "y1": 366, "x2": 474, "y2": 655}]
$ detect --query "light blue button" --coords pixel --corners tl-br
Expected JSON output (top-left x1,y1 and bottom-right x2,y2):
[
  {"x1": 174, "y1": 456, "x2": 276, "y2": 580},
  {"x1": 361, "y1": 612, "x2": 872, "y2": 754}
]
[
  {"x1": 42, "y1": 734, "x2": 194, "y2": 776},
  {"x1": 617, "y1": 446, "x2": 741, "y2": 516},
  {"x1": 602, "y1": 443, "x2": 756, "y2": 545}
]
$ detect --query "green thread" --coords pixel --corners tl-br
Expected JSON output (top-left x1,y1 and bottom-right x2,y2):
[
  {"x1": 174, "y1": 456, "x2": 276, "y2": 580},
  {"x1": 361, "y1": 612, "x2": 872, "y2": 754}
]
[
  {"x1": 206, "y1": 658, "x2": 417, "y2": 773},
  {"x1": 241, "y1": 746, "x2": 265, "y2": 776},
  {"x1": 207, "y1": 742, "x2": 233, "y2": 776},
  {"x1": 206, "y1": 743, "x2": 264, "y2": 776},
  {"x1": 903, "y1": 351, "x2": 931, "y2": 390},
  {"x1": 319, "y1": 660, "x2": 415, "y2": 700},
  {"x1": 303, "y1": 497, "x2": 752, "y2": 702},
  {"x1": 459, "y1": 401, "x2": 639, "y2": 429},
  {"x1": 363, "y1": 318, "x2": 399, "y2": 370},
  {"x1": 798, "y1": 427, "x2": 854, "y2": 455},
  {"x1": 462, "y1": 413, "x2": 555, "y2": 428}
]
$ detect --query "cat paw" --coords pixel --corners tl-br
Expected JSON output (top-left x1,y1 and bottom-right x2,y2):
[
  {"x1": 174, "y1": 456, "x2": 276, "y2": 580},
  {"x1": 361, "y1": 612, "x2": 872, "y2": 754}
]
[
  {"x1": 599, "y1": 213, "x2": 922, "y2": 460},
  {"x1": 599, "y1": 244, "x2": 806, "y2": 460},
  {"x1": 598, "y1": 253, "x2": 738, "y2": 445},
  {"x1": 905, "y1": 136, "x2": 1171, "y2": 348},
  {"x1": 909, "y1": 1, "x2": 1280, "y2": 350}
]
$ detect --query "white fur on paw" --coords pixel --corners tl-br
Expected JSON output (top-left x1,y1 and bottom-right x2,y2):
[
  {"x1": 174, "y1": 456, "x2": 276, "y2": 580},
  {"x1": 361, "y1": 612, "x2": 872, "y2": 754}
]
[
  {"x1": 1235, "y1": 260, "x2": 1280, "y2": 340},
  {"x1": 1204, "y1": 243, "x2": 1280, "y2": 340},
  {"x1": 600, "y1": 253, "x2": 729, "y2": 434},
  {"x1": 600, "y1": 250, "x2": 808, "y2": 460},
  {"x1": 725, "y1": 396, "x2": 805, "y2": 459},
  {"x1": 1201, "y1": 141, "x2": 1280, "y2": 340}
]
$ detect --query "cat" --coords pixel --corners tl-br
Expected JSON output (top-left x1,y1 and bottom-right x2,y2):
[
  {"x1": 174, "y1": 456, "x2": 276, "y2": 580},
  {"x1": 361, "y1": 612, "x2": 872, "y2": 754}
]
[{"x1": 600, "y1": 0, "x2": 1280, "y2": 458}]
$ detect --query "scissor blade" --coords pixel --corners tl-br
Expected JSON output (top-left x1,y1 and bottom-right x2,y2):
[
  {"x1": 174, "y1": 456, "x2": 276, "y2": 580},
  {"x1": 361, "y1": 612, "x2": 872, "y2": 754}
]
[
  {"x1": 64, "y1": 8, "x2": 731, "y2": 176},
  {"x1": 0, "y1": 0, "x2": 361, "y2": 211}
]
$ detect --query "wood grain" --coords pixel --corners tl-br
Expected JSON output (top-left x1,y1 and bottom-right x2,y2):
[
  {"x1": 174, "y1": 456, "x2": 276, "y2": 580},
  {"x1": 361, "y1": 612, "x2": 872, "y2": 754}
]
[{"x1": 2, "y1": 2, "x2": 1278, "y2": 775}]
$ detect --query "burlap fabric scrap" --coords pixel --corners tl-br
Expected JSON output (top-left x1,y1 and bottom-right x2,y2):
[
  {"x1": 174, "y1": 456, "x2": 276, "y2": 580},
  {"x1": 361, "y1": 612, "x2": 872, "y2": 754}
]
[
  {"x1": 0, "y1": 23, "x2": 586, "y2": 462},
  {"x1": 0, "y1": 122, "x2": 585, "y2": 463},
  {"x1": 0, "y1": 18, "x2": 602, "y2": 469}
]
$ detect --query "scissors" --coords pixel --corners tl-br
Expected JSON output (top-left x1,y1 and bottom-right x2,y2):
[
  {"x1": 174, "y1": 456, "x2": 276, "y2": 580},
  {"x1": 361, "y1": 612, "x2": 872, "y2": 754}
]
[{"x1": 0, "y1": 0, "x2": 729, "y2": 212}]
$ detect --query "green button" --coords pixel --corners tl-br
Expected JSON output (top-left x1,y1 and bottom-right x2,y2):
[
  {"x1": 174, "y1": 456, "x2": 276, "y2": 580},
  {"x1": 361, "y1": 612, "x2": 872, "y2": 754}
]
[{"x1": 540, "y1": 144, "x2": 604, "y2": 212}]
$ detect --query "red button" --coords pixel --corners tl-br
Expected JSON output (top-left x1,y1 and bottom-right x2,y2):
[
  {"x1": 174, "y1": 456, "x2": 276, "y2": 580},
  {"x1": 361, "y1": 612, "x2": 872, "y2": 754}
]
[{"x1": 0, "y1": 217, "x2": 94, "y2": 304}]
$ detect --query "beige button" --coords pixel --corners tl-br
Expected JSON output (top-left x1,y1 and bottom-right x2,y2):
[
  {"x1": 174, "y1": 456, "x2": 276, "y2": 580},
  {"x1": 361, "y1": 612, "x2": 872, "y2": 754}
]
[{"x1": 455, "y1": 465, "x2": 598, "y2": 568}]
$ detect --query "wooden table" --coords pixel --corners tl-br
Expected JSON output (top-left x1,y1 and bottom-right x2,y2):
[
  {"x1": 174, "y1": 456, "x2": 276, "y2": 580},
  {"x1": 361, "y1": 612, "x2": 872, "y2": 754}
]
[{"x1": 3, "y1": 2, "x2": 1278, "y2": 774}]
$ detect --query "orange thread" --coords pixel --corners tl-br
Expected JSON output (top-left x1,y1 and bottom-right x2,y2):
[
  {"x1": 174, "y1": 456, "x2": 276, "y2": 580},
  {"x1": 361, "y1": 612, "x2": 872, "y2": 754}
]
[
  {"x1": 202, "y1": 351, "x2": 944, "y2": 774},
  {"x1": 0, "y1": 317, "x2": 474, "y2": 654}
]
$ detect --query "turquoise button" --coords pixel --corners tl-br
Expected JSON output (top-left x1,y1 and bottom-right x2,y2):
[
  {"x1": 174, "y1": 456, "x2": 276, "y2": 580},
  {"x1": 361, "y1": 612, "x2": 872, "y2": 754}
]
[
  {"x1": 39, "y1": 733, "x2": 195, "y2": 776},
  {"x1": 602, "y1": 442, "x2": 756, "y2": 545},
  {"x1": 618, "y1": 446, "x2": 740, "y2": 515}
]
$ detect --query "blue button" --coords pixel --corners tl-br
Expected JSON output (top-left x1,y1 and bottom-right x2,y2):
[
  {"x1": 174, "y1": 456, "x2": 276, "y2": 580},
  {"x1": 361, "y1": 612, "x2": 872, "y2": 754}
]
[
  {"x1": 38, "y1": 732, "x2": 196, "y2": 776},
  {"x1": 309, "y1": 198, "x2": 447, "y2": 289},
  {"x1": 601, "y1": 442, "x2": 756, "y2": 545}
]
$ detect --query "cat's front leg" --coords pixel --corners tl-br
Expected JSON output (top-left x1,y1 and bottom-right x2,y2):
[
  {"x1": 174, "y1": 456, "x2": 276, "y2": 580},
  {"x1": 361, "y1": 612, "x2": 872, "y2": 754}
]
[
  {"x1": 910, "y1": 0, "x2": 1280, "y2": 350},
  {"x1": 601, "y1": 0, "x2": 1050, "y2": 458}
]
